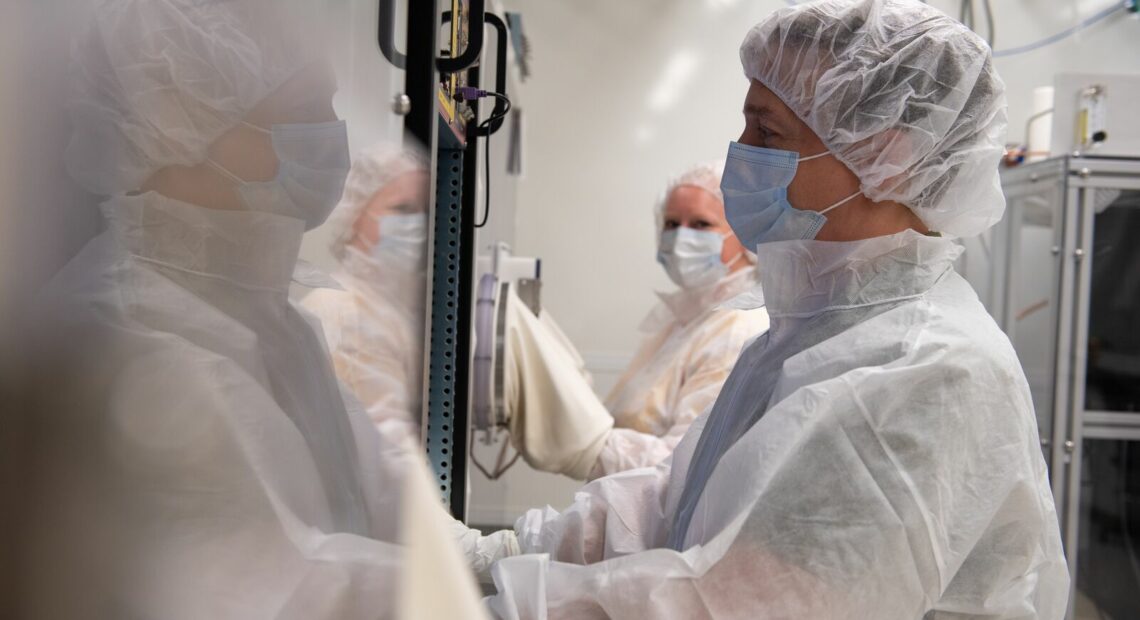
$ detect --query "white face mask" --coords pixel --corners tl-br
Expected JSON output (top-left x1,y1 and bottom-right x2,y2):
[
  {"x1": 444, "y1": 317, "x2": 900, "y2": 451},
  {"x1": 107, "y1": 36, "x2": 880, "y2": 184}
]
[
  {"x1": 369, "y1": 213, "x2": 428, "y2": 272},
  {"x1": 656, "y1": 227, "x2": 739, "y2": 290}
]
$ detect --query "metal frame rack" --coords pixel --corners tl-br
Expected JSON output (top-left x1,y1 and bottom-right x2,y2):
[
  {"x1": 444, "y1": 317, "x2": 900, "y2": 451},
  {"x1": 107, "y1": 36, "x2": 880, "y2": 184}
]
[
  {"x1": 389, "y1": 0, "x2": 506, "y2": 520},
  {"x1": 994, "y1": 155, "x2": 1140, "y2": 619}
]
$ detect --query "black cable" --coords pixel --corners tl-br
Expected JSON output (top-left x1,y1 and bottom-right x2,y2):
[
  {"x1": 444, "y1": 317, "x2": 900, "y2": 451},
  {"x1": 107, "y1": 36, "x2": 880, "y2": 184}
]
[
  {"x1": 478, "y1": 122, "x2": 492, "y2": 228},
  {"x1": 474, "y1": 92, "x2": 511, "y2": 229}
]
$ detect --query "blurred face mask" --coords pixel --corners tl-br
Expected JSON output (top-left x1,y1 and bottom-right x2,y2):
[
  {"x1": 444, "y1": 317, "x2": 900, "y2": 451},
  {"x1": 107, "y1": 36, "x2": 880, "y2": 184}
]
[
  {"x1": 720, "y1": 141, "x2": 860, "y2": 249},
  {"x1": 657, "y1": 227, "x2": 738, "y2": 290},
  {"x1": 369, "y1": 213, "x2": 428, "y2": 271},
  {"x1": 210, "y1": 120, "x2": 351, "y2": 230}
]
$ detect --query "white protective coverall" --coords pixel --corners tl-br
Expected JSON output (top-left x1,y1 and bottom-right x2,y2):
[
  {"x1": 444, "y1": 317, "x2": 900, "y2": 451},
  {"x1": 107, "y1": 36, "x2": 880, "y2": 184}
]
[
  {"x1": 27, "y1": 0, "x2": 492, "y2": 616},
  {"x1": 484, "y1": 0, "x2": 1069, "y2": 617},
  {"x1": 36, "y1": 193, "x2": 484, "y2": 618},
  {"x1": 491, "y1": 231, "x2": 1069, "y2": 619},
  {"x1": 595, "y1": 266, "x2": 769, "y2": 478}
]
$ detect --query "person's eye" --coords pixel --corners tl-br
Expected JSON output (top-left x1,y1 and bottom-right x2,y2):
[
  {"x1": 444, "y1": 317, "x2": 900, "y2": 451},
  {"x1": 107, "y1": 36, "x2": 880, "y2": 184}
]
[
  {"x1": 758, "y1": 126, "x2": 780, "y2": 145},
  {"x1": 663, "y1": 220, "x2": 680, "y2": 230},
  {"x1": 692, "y1": 220, "x2": 712, "y2": 230}
]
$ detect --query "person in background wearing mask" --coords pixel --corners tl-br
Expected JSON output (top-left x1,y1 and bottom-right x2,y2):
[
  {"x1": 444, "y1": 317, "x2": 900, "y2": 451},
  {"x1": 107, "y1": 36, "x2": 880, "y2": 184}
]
[
  {"x1": 21, "y1": 1, "x2": 486, "y2": 617},
  {"x1": 302, "y1": 144, "x2": 429, "y2": 446},
  {"x1": 590, "y1": 162, "x2": 769, "y2": 478},
  {"x1": 480, "y1": 1, "x2": 1069, "y2": 617}
]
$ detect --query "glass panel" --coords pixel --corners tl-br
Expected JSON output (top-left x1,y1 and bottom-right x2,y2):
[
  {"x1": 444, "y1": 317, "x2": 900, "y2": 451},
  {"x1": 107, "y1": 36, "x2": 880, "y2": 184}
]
[
  {"x1": 1074, "y1": 438, "x2": 1140, "y2": 620},
  {"x1": 296, "y1": 0, "x2": 430, "y2": 433},
  {"x1": 328, "y1": 0, "x2": 409, "y2": 145},
  {"x1": 1085, "y1": 190, "x2": 1140, "y2": 413},
  {"x1": 1007, "y1": 182, "x2": 1065, "y2": 463}
]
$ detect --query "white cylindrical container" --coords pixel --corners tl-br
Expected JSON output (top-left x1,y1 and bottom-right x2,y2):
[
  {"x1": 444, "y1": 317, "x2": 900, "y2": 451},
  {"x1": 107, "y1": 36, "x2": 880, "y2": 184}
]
[{"x1": 1027, "y1": 86, "x2": 1054, "y2": 162}]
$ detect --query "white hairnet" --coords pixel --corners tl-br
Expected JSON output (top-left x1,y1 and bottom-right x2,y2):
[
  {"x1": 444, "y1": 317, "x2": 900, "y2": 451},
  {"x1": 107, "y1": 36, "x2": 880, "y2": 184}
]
[
  {"x1": 741, "y1": 0, "x2": 1008, "y2": 237},
  {"x1": 656, "y1": 161, "x2": 756, "y2": 263},
  {"x1": 655, "y1": 161, "x2": 726, "y2": 234},
  {"x1": 66, "y1": 0, "x2": 326, "y2": 195},
  {"x1": 324, "y1": 144, "x2": 428, "y2": 261}
]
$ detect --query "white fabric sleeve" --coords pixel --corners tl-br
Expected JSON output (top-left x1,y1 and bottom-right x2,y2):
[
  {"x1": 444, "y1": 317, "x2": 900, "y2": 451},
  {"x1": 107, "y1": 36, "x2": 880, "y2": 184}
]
[
  {"x1": 504, "y1": 289, "x2": 613, "y2": 481},
  {"x1": 590, "y1": 310, "x2": 768, "y2": 479},
  {"x1": 589, "y1": 426, "x2": 686, "y2": 481},
  {"x1": 513, "y1": 459, "x2": 674, "y2": 566}
]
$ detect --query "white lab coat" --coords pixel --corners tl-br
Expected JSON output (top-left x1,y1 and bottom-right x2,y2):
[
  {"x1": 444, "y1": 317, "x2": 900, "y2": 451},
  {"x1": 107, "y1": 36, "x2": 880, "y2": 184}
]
[
  {"x1": 489, "y1": 230, "x2": 1069, "y2": 619},
  {"x1": 33, "y1": 192, "x2": 478, "y2": 619},
  {"x1": 594, "y1": 267, "x2": 769, "y2": 478}
]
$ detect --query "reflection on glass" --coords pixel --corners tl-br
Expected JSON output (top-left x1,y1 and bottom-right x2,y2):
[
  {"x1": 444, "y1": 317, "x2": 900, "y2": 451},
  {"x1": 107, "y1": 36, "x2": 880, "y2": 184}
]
[
  {"x1": 1009, "y1": 185, "x2": 1063, "y2": 458},
  {"x1": 301, "y1": 144, "x2": 430, "y2": 441},
  {"x1": 1075, "y1": 439, "x2": 1140, "y2": 620},
  {"x1": 19, "y1": 3, "x2": 454, "y2": 616},
  {"x1": 1085, "y1": 191, "x2": 1140, "y2": 413}
]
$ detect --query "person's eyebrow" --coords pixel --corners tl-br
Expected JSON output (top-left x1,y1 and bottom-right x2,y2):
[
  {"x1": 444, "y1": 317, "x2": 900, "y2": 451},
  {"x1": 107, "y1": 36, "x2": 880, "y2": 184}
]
[{"x1": 743, "y1": 103, "x2": 771, "y2": 117}]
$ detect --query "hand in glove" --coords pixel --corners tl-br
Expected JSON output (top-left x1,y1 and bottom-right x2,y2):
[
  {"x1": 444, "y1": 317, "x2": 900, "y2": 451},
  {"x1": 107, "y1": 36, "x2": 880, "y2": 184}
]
[{"x1": 448, "y1": 517, "x2": 520, "y2": 577}]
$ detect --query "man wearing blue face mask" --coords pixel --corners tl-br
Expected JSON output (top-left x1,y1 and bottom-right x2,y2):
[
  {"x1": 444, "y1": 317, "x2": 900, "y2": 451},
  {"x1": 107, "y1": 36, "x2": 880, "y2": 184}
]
[{"x1": 484, "y1": 1, "x2": 1069, "y2": 617}]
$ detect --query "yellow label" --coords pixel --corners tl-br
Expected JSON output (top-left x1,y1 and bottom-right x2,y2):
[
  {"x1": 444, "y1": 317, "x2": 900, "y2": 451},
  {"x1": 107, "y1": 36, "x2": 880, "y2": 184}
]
[
  {"x1": 438, "y1": 87, "x2": 456, "y2": 122},
  {"x1": 1076, "y1": 109, "x2": 1089, "y2": 147}
]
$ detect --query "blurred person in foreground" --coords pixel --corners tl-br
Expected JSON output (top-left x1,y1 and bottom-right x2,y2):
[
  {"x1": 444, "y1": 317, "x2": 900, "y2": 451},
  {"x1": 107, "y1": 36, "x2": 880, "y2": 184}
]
[{"x1": 17, "y1": 1, "x2": 491, "y2": 618}]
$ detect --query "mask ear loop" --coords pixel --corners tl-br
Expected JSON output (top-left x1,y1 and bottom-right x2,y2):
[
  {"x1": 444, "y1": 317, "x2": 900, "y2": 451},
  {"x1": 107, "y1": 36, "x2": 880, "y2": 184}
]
[
  {"x1": 241, "y1": 120, "x2": 272, "y2": 135},
  {"x1": 819, "y1": 190, "x2": 862, "y2": 215},
  {"x1": 796, "y1": 150, "x2": 831, "y2": 163},
  {"x1": 206, "y1": 158, "x2": 247, "y2": 185},
  {"x1": 719, "y1": 232, "x2": 748, "y2": 270},
  {"x1": 793, "y1": 148, "x2": 862, "y2": 218}
]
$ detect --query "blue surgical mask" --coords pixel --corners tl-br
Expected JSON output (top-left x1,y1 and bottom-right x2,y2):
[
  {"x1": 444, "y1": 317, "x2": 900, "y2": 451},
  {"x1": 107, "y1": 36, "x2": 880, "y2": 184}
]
[
  {"x1": 720, "y1": 141, "x2": 860, "y2": 249},
  {"x1": 210, "y1": 120, "x2": 351, "y2": 230}
]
